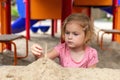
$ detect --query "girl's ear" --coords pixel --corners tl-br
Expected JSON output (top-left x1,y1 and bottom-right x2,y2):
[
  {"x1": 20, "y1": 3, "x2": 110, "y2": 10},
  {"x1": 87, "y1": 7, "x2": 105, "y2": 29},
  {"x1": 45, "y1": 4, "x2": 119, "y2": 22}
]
[
  {"x1": 61, "y1": 29, "x2": 65, "y2": 43},
  {"x1": 61, "y1": 24, "x2": 66, "y2": 43},
  {"x1": 84, "y1": 38, "x2": 87, "y2": 44},
  {"x1": 84, "y1": 36, "x2": 89, "y2": 44}
]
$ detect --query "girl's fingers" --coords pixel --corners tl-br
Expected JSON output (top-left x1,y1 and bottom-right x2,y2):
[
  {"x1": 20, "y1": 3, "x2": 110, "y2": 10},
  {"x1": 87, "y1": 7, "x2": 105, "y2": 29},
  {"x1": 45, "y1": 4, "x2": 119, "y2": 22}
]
[
  {"x1": 34, "y1": 44, "x2": 43, "y2": 50},
  {"x1": 32, "y1": 49, "x2": 43, "y2": 55},
  {"x1": 34, "y1": 46, "x2": 43, "y2": 53},
  {"x1": 31, "y1": 44, "x2": 43, "y2": 56}
]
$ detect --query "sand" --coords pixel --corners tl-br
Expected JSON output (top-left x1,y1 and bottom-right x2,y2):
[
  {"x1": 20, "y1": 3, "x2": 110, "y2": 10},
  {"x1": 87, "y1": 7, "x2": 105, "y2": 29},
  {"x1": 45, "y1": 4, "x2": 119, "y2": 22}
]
[{"x1": 0, "y1": 57, "x2": 120, "y2": 80}]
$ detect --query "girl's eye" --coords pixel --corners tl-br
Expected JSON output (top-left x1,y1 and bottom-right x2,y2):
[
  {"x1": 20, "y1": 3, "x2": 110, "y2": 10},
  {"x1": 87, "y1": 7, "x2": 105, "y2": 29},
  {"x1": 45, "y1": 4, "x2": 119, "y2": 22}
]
[
  {"x1": 65, "y1": 32, "x2": 70, "y2": 35},
  {"x1": 73, "y1": 32, "x2": 79, "y2": 36},
  {"x1": 74, "y1": 33, "x2": 79, "y2": 36}
]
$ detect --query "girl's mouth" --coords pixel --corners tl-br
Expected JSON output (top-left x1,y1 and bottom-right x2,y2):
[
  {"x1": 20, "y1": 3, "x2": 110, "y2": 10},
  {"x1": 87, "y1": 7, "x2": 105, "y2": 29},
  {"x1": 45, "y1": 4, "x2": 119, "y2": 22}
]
[{"x1": 67, "y1": 41, "x2": 73, "y2": 44}]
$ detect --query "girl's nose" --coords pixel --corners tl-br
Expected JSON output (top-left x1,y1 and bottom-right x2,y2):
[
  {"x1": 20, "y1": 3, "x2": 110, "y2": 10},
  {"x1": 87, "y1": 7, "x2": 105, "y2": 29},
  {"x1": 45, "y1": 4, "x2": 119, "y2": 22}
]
[{"x1": 68, "y1": 33, "x2": 73, "y2": 39}]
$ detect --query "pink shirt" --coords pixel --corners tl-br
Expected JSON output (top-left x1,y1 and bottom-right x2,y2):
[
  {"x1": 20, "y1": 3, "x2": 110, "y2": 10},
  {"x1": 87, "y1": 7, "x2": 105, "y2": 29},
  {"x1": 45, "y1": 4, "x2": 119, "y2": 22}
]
[{"x1": 54, "y1": 43, "x2": 99, "y2": 68}]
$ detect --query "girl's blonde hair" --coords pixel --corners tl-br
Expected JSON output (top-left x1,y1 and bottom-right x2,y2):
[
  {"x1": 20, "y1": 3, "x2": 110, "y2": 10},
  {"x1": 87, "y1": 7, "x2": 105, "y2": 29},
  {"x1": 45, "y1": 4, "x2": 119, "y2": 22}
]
[{"x1": 62, "y1": 13, "x2": 95, "y2": 44}]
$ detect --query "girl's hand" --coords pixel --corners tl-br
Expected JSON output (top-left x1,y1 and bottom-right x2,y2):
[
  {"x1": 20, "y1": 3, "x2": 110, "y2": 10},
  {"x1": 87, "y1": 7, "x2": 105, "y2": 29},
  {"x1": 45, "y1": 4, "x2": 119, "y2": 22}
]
[{"x1": 31, "y1": 44, "x2": 43, "y2": 59}]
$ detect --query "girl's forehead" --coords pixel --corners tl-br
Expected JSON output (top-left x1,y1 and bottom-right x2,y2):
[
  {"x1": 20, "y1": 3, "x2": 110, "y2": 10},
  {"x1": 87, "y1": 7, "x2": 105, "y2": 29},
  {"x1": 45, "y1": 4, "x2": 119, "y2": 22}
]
[
  {"x1": 67, "y1": 20, "x2": 83, "y2": 26},
  {"x1": 66, "y1": 21, "x2": 83, "y2": 27},
  {"x1": 66, "y1": 22, "x2": 84, "y2": 31}
]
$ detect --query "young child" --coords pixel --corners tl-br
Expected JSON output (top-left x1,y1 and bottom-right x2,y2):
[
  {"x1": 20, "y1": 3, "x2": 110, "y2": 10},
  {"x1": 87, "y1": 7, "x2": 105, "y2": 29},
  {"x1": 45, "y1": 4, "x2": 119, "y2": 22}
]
[{"x1": 31, "y1": 13, "x2": 98, "y2": 68}]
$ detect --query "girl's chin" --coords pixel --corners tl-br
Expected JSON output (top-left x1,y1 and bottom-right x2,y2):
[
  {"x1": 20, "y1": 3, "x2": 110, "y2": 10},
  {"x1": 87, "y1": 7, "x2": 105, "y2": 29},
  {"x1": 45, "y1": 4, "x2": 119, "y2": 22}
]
[
  {"x1": 66, "y1": 42, "x2": 75, "y2": 47},
  {"x1": 67, "y1": 44, "x2": 75, "y2": 48}
]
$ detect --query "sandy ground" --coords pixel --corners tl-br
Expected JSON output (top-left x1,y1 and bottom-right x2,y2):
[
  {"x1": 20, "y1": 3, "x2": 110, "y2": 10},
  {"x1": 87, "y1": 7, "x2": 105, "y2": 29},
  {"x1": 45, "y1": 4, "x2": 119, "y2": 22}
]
[
  {"x1": 0, "y1": 19, "x2": 120, "y2": 69},
  {"x1": 0, "y1": 58, "x2": 120, "y2": 80}
]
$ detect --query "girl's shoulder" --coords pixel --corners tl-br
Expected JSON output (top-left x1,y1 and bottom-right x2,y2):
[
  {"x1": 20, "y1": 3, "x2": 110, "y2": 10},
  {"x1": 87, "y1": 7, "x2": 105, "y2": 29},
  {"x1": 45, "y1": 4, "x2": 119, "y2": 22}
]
[
  {"x1": 85, "y1": 46, "x2": 99, "y2": 66},
  {"x1": 86, "y1": 46, "x2": 97, "y2": 51},
  {"x1": 85, "y1": 46, "x2": 97, "y2": 55},
  {"x1": 54, "y1": 43, "x2": 67, "y2": 55}
]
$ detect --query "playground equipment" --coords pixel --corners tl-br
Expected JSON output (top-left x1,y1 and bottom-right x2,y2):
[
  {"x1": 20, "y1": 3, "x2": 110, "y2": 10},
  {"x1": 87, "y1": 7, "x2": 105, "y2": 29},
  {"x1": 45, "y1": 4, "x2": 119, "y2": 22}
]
[
  {"x1": 74, "y1": 0, "x2": 112, "y2": 6},
  {"x1": 31, "y1": 26, "x2": 50, "y2": 33},
  {"x1": 12, "y1": 0, "x2": 56, "y2": 34},
  {"x1": 0, "y1": 34, "x2": 28, "y2": 65},
  {"x1": 11, "y1": 17, "x2": 38, "y2": 33},
  {"x1": 97, "y1": 29, "x2": 120, "y2": 50},
  {"x1": 0, "y1": 1, "x2": 28, "y2": 65},
  {"x1": 0, "y1": 0, "x2": 11, "y2": 51}
]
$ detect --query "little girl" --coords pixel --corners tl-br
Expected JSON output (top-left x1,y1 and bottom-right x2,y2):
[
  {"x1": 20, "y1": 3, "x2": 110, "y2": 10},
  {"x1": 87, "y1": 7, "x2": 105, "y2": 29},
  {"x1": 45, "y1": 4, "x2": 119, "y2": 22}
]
[{"x1": 31, "y1": 13, "x2": 99, "y2": 68}]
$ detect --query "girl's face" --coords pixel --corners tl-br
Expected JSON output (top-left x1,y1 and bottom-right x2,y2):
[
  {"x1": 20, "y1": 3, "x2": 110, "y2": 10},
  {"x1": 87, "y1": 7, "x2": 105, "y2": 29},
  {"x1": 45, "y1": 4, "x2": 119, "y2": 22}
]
[{"x1": 65, "y1": 21, "x2": 86, "y2": 49}]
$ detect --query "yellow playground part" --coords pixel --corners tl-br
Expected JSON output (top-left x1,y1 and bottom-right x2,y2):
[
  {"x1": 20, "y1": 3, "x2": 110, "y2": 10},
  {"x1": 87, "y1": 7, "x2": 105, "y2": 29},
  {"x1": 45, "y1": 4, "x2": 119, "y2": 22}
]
[
  {"x1": 74, "y1": 0, "x2": 112, "y2": 6},
  {"x1": 0, "y1": 0, "x2": 7, "y2": 51},
  {"x1": 30, "y1": 0, "x2": 91, "y2": 19},
  {"x1": 113, "y1": 6, "x2": 120, "y2": 43},
  {"x1": 0, "y1": 0, "x2": 11, "y2": 52},
  {"x1": 30, "y1": 0, "x2": 61, "y2": 19},
  {"x1": 30, "y1": 0, "x2": 112, "y2": 19}
]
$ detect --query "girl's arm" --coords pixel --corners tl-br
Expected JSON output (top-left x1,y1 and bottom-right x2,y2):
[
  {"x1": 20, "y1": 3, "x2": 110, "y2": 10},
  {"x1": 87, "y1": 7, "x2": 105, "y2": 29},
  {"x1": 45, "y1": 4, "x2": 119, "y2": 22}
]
[
  {"x1": 47, "y1": 49, "x2": 59, "y2": 59},
  {"x1": 31, "y1": 44, "x2": 59, "y2": 60},
  {"x1": 37, "y1": 49, "x2": 59, "y2": 60}
]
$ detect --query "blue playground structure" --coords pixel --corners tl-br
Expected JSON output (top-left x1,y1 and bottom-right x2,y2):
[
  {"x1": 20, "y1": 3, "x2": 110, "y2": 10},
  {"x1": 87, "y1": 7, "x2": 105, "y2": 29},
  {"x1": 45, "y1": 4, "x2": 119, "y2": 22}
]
[
  {"x1": 11, "y1": 0, "x2": 50, "y2": 33},
  {"x1": 100, "y1": 7, "x2": 113, "y2": 14},
  {"x1": 12, "y1": 17, "x2": 38, "y2": 33}
]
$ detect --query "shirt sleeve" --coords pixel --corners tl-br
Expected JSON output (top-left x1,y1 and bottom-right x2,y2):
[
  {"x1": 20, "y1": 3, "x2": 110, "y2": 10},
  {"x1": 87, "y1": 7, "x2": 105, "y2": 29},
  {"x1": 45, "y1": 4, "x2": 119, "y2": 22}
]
[
  {"x1": 54, "y1": 43, "x2": 64, "y2": 55},
  {"x1": 87, "y1": 48, "x2": 99, "y2": 67}
]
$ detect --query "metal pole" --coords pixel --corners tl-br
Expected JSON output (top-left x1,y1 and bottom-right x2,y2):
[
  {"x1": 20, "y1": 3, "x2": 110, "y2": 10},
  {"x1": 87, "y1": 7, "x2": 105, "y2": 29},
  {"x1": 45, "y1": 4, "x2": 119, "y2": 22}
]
[{"x1": 25, "y1": 0, "x2": 30, "y2": 40}]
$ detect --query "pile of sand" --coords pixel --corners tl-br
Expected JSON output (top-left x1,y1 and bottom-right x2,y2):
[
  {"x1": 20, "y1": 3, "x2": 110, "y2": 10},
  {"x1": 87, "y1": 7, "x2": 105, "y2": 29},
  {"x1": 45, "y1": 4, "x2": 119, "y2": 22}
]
[{"x1": 0, "y1": 57, "x2": 120, "y2": 80}]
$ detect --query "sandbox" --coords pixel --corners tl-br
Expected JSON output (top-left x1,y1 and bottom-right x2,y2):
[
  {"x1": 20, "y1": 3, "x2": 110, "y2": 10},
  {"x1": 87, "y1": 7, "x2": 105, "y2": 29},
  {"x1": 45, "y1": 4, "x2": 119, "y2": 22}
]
[{"x1": 0, "y1": 57, "x2": 120, "y2": 80}]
